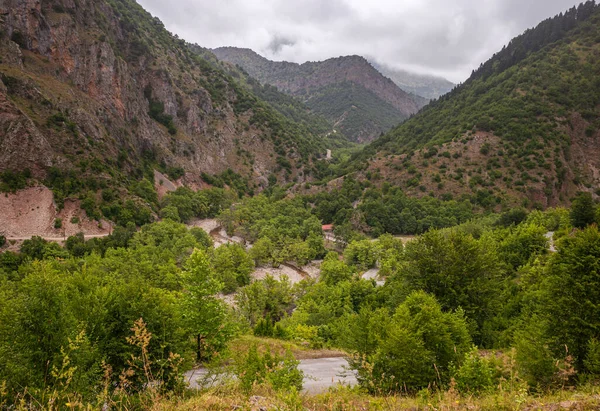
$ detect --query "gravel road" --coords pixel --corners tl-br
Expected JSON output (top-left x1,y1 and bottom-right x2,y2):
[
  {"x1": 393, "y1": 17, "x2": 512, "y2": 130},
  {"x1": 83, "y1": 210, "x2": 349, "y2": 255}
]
[{"x1": 185, "y1": 357, "x2": 357, "y2": 394}]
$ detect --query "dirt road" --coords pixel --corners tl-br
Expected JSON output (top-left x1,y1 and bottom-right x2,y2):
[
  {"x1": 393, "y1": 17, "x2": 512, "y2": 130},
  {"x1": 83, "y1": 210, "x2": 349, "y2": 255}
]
[{"x1": 6, "y1": 233, "x2": 110, "y2": 242}]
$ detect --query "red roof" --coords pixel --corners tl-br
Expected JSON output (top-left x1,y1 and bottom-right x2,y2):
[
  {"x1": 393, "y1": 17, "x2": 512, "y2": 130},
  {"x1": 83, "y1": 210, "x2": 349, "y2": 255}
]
[{"x1": 322, "y1": 224, "x2": 334, "y2": 231}]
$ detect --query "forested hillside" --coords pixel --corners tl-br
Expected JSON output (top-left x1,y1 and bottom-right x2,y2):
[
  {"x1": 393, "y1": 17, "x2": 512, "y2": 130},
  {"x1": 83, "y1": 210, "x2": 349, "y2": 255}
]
[
  {"x1": 344, "y1": 1, "x2": 600, "y2": 208},
  {"x1": 212, "y1": 48, "x2": 423, "y2": 143}
]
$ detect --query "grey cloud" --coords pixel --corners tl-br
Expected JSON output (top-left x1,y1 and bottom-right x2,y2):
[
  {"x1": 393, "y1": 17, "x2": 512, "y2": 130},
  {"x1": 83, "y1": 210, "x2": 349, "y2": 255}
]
[
  {"x1": 267, "y1": 35, "x2": 297, "y2": 54},
  {"x1": 136, "y1": 0, "x2": 583, "y2": 82}
]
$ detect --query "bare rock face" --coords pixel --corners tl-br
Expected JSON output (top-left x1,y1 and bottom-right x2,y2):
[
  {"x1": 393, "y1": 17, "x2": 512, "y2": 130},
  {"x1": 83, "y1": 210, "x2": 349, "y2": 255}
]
[
  {"x1": 0, "y1": 85, "x2": 58, "y2": 174},
  {"x1": 0, "y1": 0, "x2": 318, "y2": 190}
]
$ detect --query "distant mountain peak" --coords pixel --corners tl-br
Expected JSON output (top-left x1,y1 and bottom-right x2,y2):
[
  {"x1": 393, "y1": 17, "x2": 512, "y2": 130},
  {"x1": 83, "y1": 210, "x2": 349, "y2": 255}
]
[
  {"x1": 212, "y1": 47, "x2": 425, "y2": 143},
  {"x1": 368, "y1": 59, "x2": 455, "y2": 100}
]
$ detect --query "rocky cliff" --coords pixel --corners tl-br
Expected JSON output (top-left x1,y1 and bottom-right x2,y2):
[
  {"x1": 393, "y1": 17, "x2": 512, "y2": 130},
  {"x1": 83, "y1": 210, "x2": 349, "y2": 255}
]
[{"x1": 0, "y1": 0, "x2": 326, "y2": 193}]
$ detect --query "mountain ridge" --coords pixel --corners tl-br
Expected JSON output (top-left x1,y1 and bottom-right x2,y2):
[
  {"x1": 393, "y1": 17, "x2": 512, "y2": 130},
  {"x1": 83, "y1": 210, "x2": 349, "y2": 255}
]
[
  {"x1": 369, "y1": 60, "x2": 455, "y2": 100},
  {"x1": 212, "y1": 47, "x2": 423, "y2": 142}
]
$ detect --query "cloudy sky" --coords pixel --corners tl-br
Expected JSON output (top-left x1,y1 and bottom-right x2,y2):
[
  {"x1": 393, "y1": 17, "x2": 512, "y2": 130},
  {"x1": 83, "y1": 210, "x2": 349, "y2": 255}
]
[{"x1": 136, "y1": 0, "x2": 581, "y2": 83}]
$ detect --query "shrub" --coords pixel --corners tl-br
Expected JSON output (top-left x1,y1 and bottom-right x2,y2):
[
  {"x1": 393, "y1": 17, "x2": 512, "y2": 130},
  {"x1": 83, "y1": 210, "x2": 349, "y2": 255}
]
[
  {"x1": 570, "y1": 192, "x2": 596, "y2": 228},
  {"x1": 453, "y1": 347, "x2": 498, "y2": 394},
  {"x1": 0, "y1": 235, "x2": 5, "y2": 248},
  {"x1": 54, "y1": 218, "x2": 63, "y2": 229},
  {"x1": 236, "y1": 345, "x2": 303, "y2": 393},
  {"x1": 355, "y1": 291, "x2": 471, "y2": 393},
  {"x1": 584, "y1": 338, "x2": 600, "y2": 379}
]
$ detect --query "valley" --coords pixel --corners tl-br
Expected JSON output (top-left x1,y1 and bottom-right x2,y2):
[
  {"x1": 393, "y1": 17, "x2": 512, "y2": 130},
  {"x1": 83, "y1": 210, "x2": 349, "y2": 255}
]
[{"x1": 0, "y1": 0, "x2": 600, "y2": 410}]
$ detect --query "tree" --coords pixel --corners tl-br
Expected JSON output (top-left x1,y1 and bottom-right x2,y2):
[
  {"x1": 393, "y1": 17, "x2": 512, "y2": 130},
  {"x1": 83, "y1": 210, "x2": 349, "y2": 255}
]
[
  {"x1": 181, "y1": 249, "x2": 230, "y2": 361},
  {"x1": 570, "y1": 192, "x2": 596, "y2": 228},
  {"x1": 355, "y1": 291, "x2": 471, "y2": 393},
  {"x1": 540, "y1": 226, "x2": 600, "y2": 372},
  {"x1": 396, "y1": 229, "x2": 505, "y2": 344},
  {"x1": 320, "y1": 252, "x2": 354, "y2": 285},
  {"x1": 213, "y1": 243, "x2": 254, "y2": 294},
  {"x1": 235, "y1": 275, "x2": 294, "y2": 325},
  {"x1": 344, "y1": 240, "x2": 379, "y2": 270}
]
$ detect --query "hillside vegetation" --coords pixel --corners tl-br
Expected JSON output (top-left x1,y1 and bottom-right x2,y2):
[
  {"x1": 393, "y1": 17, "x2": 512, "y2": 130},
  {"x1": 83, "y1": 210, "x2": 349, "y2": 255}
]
[{"x1": 344, "y1": 1, "x2": 600, "y2": 208}]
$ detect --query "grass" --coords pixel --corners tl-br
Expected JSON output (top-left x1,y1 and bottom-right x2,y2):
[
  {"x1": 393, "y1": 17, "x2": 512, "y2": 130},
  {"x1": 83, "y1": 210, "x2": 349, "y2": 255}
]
[
  {"x1": 226, "y1": 335, "x2": 347, "y2": 361},
  {"x1": 151, "y1": 383, "x2": 600, "y2": 410}
]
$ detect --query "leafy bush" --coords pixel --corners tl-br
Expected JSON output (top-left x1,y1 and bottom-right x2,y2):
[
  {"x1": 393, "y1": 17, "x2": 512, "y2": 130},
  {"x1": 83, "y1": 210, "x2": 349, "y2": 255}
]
[
  {"x1": 354, "y1": 291, "x2": 471, "y2": 393},
  {"x1": 453, "y1": 347, "x2": 498, "y2": 394},
  {"x1": 570, "y1": 191, "x2": 596, "y2": 228},
  {"x1": 0, "y1": 169, "x2": 29, "y2": 192},
  {"x1": 236, "y1": 345, "x2": 303, "y2": 393}
]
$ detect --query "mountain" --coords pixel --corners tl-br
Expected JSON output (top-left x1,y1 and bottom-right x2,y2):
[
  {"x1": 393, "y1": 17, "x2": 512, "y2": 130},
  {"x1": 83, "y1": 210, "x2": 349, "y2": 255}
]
[
  {"x1": 369, "y1": 60, "x2": 455, "y2": 100},
  {"x1": 188, "y1": 44, "x2": 337, "y2": 140},
  {"x1": 212, "y1": 47, "x2": 423, "y2": 143},
  {"x1": 344, "y1": 1, "x2": 600, "y2": 208},
  {"x1": 0, "y1": 0, "x2": 332, "y2": 203}
]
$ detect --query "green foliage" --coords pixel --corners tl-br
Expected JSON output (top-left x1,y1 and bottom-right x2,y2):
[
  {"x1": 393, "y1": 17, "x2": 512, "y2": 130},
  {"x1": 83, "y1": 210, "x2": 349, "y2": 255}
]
[
  {"x1": 161, "y1": 187, "x2": 232, "y2": 223},
  {"x1": 514, "y1": 317, "x2": 557, "y2": 388},
  {"x1": 235, "y1": 275, "x2": 294, "y2": 326},
  {"x1": 235, "y1": 345, "x2": 303, "y2": 393},
  {"x1": 20, "y1": 236, "x2": 69, "y2": 260},
  {"x1": 392, "y1": 229, "x2": 505, "y2": 345},
  {"x1": 54, "y1": 218, "x2": 63, "y2": 229},
  {"x1": 212, "y1": 243, "x2": 254, "y2": 294},
  {"x1": 181, "y1": 248, "x2": 232, "y2": 361},
  {"x1": 570, "y1": 191, "x2": 596, "y2": 228},
  {"x1": 539, "y1": 226, "x2": 600, "y2": 372},
  {"x1": 453, "y1": 347, "x2": 499, "y2": 394},
  {"x1": 497, "y1": 223, "x2": 548, "y2": 269},
  {"x1": 344, "y1": 240, "x2": 379, "y2": 270},
  {"x1": 132, "y1": 178, "x2": 158, "y2": 205},
  {"x1": 496, "y1": 208, "x2": 528, "y2": 228},
  {"x1": 220, "y1": 195, "x2": 324, "y2": 266},
  {"x1": 0, "y1": 169, "x2": 30, "y2": 192},
  {"x1": 320, "y1": 252, "x2": 354, "y2": 285},
  {"x1": 584, "y1": 338, "x2": 600, "y2": 377},
  {"x1": 355, "y1": 291, "x2": 471, "y2": 393},
  {"x1": 0, "y1": 235, "x2": 6, "y2": 248}
]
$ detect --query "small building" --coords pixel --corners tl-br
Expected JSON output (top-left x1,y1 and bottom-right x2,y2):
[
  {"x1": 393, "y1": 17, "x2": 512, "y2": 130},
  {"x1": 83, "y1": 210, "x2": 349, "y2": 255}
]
[{"x1": 322, "y1": 224, "x2": 334, "y2": 232}]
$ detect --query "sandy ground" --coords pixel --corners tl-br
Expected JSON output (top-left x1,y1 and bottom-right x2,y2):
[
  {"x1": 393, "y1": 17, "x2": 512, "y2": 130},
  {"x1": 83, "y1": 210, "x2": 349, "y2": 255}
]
[
  {"x1": 188, "y1": 218, "x2": 220, "y2": 233},
  {"x1": 252, "y1": 265, "x2": 306, "y2": 284},
  {"x1": 154, "y1": 170, "x2": 181, "y2": 199},
  {"x1": 0, "y1": 186, "x2": 110, "y2": 239}
]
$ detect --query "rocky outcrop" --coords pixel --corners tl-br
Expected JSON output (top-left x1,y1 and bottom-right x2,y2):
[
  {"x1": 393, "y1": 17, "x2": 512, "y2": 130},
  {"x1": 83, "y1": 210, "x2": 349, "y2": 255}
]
[{"x1": 0, "y1": 0, "x2": 320, "y2": 189}]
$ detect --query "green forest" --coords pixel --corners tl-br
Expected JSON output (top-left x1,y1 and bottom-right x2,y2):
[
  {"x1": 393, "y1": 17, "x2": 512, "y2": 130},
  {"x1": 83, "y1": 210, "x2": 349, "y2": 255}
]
[{"x1": 1, "y1": 183, "x2": 599, "y2": 409}]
